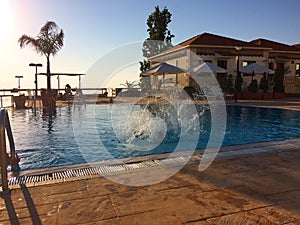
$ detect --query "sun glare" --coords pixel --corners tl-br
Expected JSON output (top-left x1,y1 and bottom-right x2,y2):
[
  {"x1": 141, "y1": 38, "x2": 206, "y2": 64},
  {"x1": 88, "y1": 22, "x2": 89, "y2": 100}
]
[{"x1": 0, "y1": 0, "x2": 12, "y2": 36}]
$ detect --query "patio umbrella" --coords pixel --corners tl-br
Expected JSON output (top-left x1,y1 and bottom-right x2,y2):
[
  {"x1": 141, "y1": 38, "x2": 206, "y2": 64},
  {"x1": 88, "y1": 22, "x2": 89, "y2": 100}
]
[
  {"x1": 239, "y1": 63, "x2": 275, "y2": 74},
  {"x1": 189, "y1": 62, "x2": 227, "y2": 74},
  {"x1": 140, "y1": 62, "x2": 186, "y2": 76}
]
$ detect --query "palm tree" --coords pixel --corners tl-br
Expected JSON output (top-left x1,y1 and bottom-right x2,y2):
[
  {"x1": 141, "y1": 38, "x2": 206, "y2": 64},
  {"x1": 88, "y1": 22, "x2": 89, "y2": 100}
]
[
  {"x1": 18, "y1": 21, "x2": 64, "y2": 91},
  {"x1": 120, "y1": 80, "x2": 138, "y2": 89},
  {"x1": 120, "y1": 80, "x2": 139, "y2": 97}
]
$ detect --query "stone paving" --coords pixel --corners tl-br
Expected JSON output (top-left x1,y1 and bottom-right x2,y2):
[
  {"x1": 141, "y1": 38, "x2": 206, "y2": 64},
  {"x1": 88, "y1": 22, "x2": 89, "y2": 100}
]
[
  {"x1": 0, "y1": 146, "x2": 300, "y2": 225},
  {"x1": 0, "y1": 98, "x2": 300, "y2": 224}
]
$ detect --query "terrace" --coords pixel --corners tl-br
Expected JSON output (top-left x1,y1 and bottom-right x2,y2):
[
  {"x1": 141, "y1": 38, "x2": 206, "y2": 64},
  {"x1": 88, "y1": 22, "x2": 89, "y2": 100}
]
[{"x1": 0, "y1": 99, "x2": 300, "y2": 224}]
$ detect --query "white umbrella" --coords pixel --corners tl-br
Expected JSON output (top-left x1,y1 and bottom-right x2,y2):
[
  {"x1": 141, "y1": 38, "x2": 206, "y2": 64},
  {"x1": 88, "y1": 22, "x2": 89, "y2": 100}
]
[
  {"x1": 140, "y1": 62, "x2": 186, "y2": 76},
  {"x1": 189, "y1": 62, "x2": 227, "y2": 73},
  {"x1": 239, "y1": 63, "x2": 275, "y2": 74}
]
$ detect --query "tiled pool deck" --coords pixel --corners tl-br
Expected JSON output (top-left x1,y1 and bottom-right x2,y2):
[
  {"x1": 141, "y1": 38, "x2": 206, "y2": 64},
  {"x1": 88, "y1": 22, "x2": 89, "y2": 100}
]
[{"x1": 1, "y1": 98, "x2": 300, "y2": 224}]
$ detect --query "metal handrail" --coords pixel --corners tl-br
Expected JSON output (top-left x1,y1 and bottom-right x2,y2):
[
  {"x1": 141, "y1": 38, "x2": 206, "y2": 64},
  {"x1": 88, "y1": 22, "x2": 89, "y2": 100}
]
[{"x1": 0, "y1": 108, "x2": 17, "y2": 191}]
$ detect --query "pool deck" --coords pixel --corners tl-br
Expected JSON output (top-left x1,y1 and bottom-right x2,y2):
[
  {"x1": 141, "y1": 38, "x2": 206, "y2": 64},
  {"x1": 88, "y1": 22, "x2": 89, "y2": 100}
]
[
  {"x1": 1, "y1": 98, "x2": 300, "y2": 224},
  {"x1": 231, "y1": 97, "x2": 300, "y2": 111}
]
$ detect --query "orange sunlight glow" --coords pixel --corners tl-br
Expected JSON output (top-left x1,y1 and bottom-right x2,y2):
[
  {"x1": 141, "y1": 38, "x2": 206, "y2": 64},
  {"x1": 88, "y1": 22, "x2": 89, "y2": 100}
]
[{"x1": 0, "y1": 0, "x2": 12, "y2": 36}]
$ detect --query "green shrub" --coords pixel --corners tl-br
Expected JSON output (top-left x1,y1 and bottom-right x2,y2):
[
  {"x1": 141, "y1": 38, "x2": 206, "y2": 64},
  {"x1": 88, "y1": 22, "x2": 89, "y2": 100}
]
[
  {"x1": 259, "y1": 74, "x2": 269, "y2": 93},
  {"x1": 248, "y1": 79, "x2": 259, "y2": 93}
]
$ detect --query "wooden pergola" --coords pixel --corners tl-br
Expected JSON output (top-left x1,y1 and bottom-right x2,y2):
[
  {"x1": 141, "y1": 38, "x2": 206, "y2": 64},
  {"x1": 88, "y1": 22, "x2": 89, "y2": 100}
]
[{"x1": 37, "y1": 73, "x2": 85, "y2": 90}]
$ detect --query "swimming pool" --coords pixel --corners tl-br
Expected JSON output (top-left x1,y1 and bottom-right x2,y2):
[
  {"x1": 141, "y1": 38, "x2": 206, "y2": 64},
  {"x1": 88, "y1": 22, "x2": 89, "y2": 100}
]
[{"x1": 8, "y1": 104, "x2": 300, "y2": 171}]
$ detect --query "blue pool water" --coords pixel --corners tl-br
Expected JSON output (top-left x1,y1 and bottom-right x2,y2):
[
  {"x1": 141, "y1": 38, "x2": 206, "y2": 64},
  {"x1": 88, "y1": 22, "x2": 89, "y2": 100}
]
[{"x1": 7, "y1": 104, "x2": 300, "y2": 170}]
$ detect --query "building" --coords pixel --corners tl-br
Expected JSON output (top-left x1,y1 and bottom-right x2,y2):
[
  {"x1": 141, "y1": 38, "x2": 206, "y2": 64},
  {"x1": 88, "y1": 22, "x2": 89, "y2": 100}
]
[{"x1": 148, "y1": 32, "x2": 300, "y2": 95}]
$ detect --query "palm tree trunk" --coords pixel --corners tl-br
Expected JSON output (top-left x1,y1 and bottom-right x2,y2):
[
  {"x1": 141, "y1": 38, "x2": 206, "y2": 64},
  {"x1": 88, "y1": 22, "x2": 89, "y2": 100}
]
[
  {"x1": 47, "y1": 56, "x2": 51, "y2": 91},
  {"x1": 42, "y1": 55, "x2": 56, "y2": 108}
]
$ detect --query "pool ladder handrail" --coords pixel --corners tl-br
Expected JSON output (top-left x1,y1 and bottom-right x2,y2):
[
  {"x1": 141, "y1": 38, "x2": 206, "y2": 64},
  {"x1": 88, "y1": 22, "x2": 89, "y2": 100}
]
[{"x1": 0, "y1": 108, "x2": 17, "y2": 191}]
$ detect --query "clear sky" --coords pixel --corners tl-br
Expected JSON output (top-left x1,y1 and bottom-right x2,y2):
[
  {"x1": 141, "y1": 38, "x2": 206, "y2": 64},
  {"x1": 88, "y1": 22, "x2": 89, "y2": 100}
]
[{"x1": 1, "y1": 0, "x2": 300, "y2": 90}]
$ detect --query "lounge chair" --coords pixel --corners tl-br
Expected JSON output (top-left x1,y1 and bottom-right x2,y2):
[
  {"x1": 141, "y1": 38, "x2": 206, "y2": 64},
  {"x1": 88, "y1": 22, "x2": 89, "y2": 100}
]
[
  {"x1": 224, "y1": 92, "x2": 234, "y2": 100},
  {"x1": 192, "y1": 88, "x2": 206, "y2": 100}
]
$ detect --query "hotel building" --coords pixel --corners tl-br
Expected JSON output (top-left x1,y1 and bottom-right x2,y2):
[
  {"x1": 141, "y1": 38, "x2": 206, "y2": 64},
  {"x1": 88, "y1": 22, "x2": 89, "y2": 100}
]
[{"x1": 148, "y1": 33, "x2": 300, "y2": 95}]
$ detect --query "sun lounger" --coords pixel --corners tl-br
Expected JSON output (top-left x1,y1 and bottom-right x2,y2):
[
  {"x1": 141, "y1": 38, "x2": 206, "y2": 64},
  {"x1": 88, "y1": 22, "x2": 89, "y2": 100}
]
[
  {"x1": 224, "y1": 92, "x2": 234, "y2": 100},
  {"x1": 192, "y1": 88, "x2": 206, "y2": 100}
]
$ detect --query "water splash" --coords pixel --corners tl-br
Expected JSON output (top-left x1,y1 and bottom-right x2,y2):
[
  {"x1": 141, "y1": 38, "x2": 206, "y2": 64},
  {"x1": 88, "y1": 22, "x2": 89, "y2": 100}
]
[{"x1": 118, "y1": 104, "x2": 167, "y2": 151}]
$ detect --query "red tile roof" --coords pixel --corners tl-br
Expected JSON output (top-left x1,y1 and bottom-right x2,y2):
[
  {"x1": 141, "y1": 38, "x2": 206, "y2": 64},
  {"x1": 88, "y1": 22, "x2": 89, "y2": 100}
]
[
  {"x1": 178, "y1": 32, "x2": 257, "y2": 48},
  {"x1": 293, "y1": 44, "x2": 300, "y2": 49},
  {"x1": 249, "y1": 38, "x2": 300, "y2": 52},
  {"x1": 150, "y1": 33, "x2": 300, "y2": 59}
]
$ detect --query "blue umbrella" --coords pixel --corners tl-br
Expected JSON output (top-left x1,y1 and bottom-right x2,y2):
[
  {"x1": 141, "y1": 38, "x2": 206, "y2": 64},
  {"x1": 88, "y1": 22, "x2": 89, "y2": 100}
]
[{"x1": 140, "y1": 62, "x2": 186, "y2": 76}]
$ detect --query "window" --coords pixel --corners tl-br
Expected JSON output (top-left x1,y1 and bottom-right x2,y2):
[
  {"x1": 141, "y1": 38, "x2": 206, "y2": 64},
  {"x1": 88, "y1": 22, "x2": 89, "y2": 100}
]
[
  {"x1": 217, "y1": 60, "x2": 227, "y2": 78},
  {"x1": 268, "y1": 63, "x2": 274, "y2": 70},
  {"x1": 198, "y1": 60, "x2": 212, "y2": 64},
  {"x1": 276, "y1": 63, "x2": 284, "y2": 71},
  {"x1": 217, "y1": 60, "x2": 227, "y2": 69},
  {"x1": 242, "y1": 61, "x2": 256, "y2": 67},
  {"x1": 296, "y1": 63, "x2": 300, "y2": 77}
]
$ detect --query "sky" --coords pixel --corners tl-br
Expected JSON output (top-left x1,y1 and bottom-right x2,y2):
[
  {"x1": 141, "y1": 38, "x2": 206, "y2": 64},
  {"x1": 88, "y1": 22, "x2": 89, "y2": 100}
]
[{"x1": 1, "y1": 0, "x2": 300, "y2": 90}]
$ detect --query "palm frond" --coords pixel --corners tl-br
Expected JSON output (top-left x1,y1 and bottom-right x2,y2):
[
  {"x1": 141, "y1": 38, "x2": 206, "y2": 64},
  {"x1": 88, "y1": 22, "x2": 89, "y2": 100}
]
[
  {"x1": 40, "y1": 21, "x2": 57, "y2": 34},
  {"x1": 18, "y1": 35, "x2": 38, "y2": 48},
  {"x1": 120, "y1": 80, "x2": 138, "y2": 88},
  {"x1": 50, "y1": 30, "x2": 64, "y2": 56},
  {"x1": 18, "y1": 21, "x2": 64, "y2": 90}
]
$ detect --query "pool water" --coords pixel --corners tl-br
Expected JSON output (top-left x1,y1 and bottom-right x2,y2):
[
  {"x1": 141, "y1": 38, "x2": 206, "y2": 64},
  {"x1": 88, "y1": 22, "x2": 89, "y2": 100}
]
[
  {"x1": 223, "y1": 106, "x2": 300, "y2": 145},
  {"x1": 8, "y1": 104, "x2": 300, "y2": 171}
]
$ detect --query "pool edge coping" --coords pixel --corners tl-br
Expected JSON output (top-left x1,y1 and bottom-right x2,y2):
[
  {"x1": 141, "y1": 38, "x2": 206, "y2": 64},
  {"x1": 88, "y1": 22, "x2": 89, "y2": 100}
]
[{"x1": 4, "y1": 137, "x2": 300, "y2": 189}]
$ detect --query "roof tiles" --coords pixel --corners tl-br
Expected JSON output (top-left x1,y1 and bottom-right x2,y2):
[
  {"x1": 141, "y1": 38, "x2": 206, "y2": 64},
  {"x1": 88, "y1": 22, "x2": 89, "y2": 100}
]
[
  {"x1": 250, "y1": 38, "x2": 300, "y2": 52},
  {"x1": 177, "y1": 32, "x2": 300, "y2": 52}
]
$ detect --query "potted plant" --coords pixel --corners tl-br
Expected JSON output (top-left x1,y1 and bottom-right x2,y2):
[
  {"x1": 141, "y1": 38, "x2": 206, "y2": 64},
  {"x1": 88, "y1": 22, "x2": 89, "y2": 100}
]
[
  {"x1": 41, "y1": 89, "x2": 57, "y2": 108},
  {"x1": 234, "y1": 71, "x2": 243, "y2": 101},
  {"x1": 120, "y1": 80, "x2": 140, "y2": 97},
  {"x1": 224, "y1": 74, "x2": 234, "y2": 93},
  {"x1": 13, "y1": 94, "x2": 27, "y2": 109},
  {"x1": 245, "y1": 79, "x2": 262, "y2": 99},
  {"x1": 259, "y1": 74, "x2": 273, "y2": 99},
  {"x1": 272, "y1": 67, "x2": 289, "y2": 99}
]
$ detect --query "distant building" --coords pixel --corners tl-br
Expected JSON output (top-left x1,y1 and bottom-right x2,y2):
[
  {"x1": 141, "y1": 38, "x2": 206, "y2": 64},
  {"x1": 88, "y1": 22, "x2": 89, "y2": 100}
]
[{"x1": 148, "y1": 32, "x2": 300, "y2": 94}]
